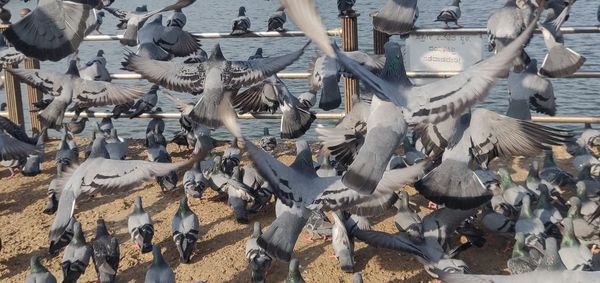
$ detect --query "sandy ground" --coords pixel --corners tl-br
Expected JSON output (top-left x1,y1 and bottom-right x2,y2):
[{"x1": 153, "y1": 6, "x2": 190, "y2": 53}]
[{"x1": 0, "y1": 138, "x2": 578, "y2": 283}]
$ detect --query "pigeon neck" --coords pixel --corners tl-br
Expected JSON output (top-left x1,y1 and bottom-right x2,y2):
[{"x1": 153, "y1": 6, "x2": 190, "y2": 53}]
[
  {"x1": 72, "y1": 226, "x2": 85, "y2": 245},
  {"x1": 543, "y1": 152, "x2": 555, "y2": 168},
  {"x1": 178, "y1": 198, "x2": 191, "y2": 216},
  {"x1": 560, "y1": 217, "x2": 579, "y2": 247},
  {"x1": 95, "y1": 221, "x2": 110, "y2": 238},
  {"x1": 152, "y1": 247, "x2": 168, "y2": 266},
  {"x1": 576, "y1": 186, "x2": 588, "y2": 202},
  {"x1": 500, "y1": 173, "x2": 515, "y2": 189},
  {"x1": 66, "y1": 61, "x2": 80, "y2": 77},
  {"x1": 584, "y1": 123, "x2": 592, "y2": 129},
  {"x1": 380, "y1": 54, "x2": 410, "y2": 87},
  {"x1": 519, "y1": 196, "x2": 533, "y2": 219},
  {"x1": 399, "y1": 193, "x2": 409, "y2": 211},
  {"x1": 526, "y1": 164, "x2": 539, "y2": 181},
  {"x1": 134, "y1": 197, "x2": 144, "y2": 213},
  {"x1": 512, "y1": 237, "x2": 527, "y2": 258},
  {"x1": 89, "y1": 138, "x2": 108, "y2": 159},
  {"x1": 535, "y1": 189, "x2": 551, "y2": 210},
  {"x1": 30, "y1": 257, "x2": 48, "y2": 273},
  {"x1": 567, "y1": 200, "x2": 582, "y2": 219},
  {"x1": 578, "y1": 166, "x2": 591, "y2": 180},
  {"x1": 209, "y1": 45, "x2": 226, "y2": 62}
]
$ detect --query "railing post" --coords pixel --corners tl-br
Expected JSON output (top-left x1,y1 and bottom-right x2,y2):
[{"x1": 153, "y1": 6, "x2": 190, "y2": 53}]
[
  {"x1": 341, "y1": 12, "x2": 359, "y2": 113},
  {"x1": 0, "y1": 18, "x2": 24, "y2": 127},
  {"x1": 23, "y1": 58, "x2": 43, "y2": 135},
  {"x1": 370, "y1": 12, "x2": 390, "y2": 55}
]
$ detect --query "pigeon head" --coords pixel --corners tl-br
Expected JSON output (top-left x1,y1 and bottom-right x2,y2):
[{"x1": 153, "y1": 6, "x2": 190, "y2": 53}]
[
  {"x1": 167, "y1": 12, "x2": 187, "y2": 28},
  {"x1": 97, "y1": 49, "x2": 105, "y2": 57},
  {"x1": 89, "y1": 136, "x2": 109, "y2": 159},
  {"x1": 252, "y1": 222, "x2": 262, "y2": 238},
  {"x1": 135, "y1": 5, "x2": 148, "y2": 13},
  {"x1": 353, "y1": 273, "x2": 363, "y2": 283},
  {"x1": 277, "y1": 5, "x2": 285, "y2": 12},
  {"x1": 95, "y1": 219, "x2": 110, "y2": 238},
  {"x1": 566, "y1": 196, "x2": 582, "y2": 218},
  {"x1": 451, "y1": 0, "x2": 461, "y2": 6},
  {"x1": 208, "y1": 44, "x2": 226, "y2": 62},
  {"x1": 255, "y1": 48, "x2": 263, "y2": 57},
  {"x1": 151, "y1": 245, "x2": 168, "y2": 266},
  {"x1": 178, "y1": 196, "x2": 192, "y2": 216},
  {"x1": 575, "y1": 182, "x2": 588, "y2": 200},
  {"x1": 263, "y1": 127, "x2": 270, "y2": 136},
  {"x1": 30, "y1": 256, "x2": 48, "y2": 273},
  {"x1": 97, "y1": 11, "x2": 105, "y2": 18},
  {"x1": 0, "y1": 102, "x2": 6, "y2": 111},
  {"x1": 150, "y1": 84, "x2": 160, "y2": 93},
  {"x1": 66, "y1": 60, "x2": 80, "y2": 77},
  {"x1": 71, "y1": 220, "x2": 85, "y2": 244},
  {"x1": 238, "y1": 6, "x2": 246, "y2": 16}
]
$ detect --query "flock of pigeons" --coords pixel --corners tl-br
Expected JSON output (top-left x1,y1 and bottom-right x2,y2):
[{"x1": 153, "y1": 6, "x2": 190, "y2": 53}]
[{"x1": 0, "y1": 0, "x2": 600, "y2": 282}]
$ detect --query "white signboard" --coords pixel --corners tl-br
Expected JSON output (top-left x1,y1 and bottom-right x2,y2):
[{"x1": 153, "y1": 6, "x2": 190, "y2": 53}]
[{"x1": 405, "y1": 33, "x2": 484, "y2": 72}]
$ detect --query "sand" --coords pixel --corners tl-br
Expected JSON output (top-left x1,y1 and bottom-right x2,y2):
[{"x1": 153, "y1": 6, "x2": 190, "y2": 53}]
[{"x1": 0, "y1": 139, "x2": 578, "y2": 283}]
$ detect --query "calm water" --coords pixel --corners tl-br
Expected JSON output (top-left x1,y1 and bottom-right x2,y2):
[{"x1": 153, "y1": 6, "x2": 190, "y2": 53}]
[{"x1": 2, "y1": 0, "x2": 599, "y2": 140}]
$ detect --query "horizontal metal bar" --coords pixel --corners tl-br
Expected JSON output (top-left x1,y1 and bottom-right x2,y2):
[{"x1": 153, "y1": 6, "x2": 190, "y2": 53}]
[
  {"x1": 0, "y1": 111, "x2": 7, "y2": 118},
  {"x1": 405, "y1": 26, "x2": 600, "y2": 36},
  {"x1": 109, "y1": 72, "x2": 312, "y2": 80},
  {"x1": 59, "y1": 111, "x2": 599, "y2": 124},
  {"x1": 84, "y1": 29, "x2": 343, "y2": 41}
]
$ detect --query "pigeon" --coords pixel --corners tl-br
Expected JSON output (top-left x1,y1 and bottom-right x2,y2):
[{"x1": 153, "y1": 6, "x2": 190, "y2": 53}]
[
  {"x1": 44, "y1": 175, "x2": 61, "y2": 215},
  {"x1": 246, "y1": 222, "x2": 272, "y2": 283},
  {"x1": 436, "y1": 0, "x2": 462, "y2": 28},
  {"x1": 48, "y1": 137, "x2": 192, "y2": 253},
  {"x1": 559, "y1": 211, "x2": 593, "y2": 271},
  {"x1": 337, "y1": 0, "x2": 356, "y2": 16},
  {"x1": 439, "y1": 270, "x2": 600, "y2": 283},
  {"x1": 568, "y1": 195, "x2": 600, "y2": 247},
  {"x1": 128, "y1": 196, "x2": 154, "y2": 253},
  {"x1": 136, "y1": 15, "x2": 173, "y2": 61},
  {"x1": 309, "y1": 55, "x2": 341, "y2": 111},
  {"x1": 55, "y1": 130, "x2": 79, "y2": 175},
  {"x1": 91, "y1": 219, "x2": 120, "y2": 283},
  {"x1": 98, "y1": 117, "x2": 114, "y2": 137},
  {"x1": 231, "y1": 6, "x2": 251, "y2": 35},
  {"x1": 507, "y1": 59, "x2": 556, "y2": 119},
  {"x1": 61, "y1": 220, "x2": 93, "y2": 283},
  {"x1": 394, "y1": 191, "x2": 423, "y2": 243},
  {"x1": 487, "y1": 0, "x2": 539, "y2": 71},
  {"x1": 183, "y1": 160, "x2": 208, "y2": 198},
  {"x1": 130, "y1": 85, "x2": 159, "y2": 119},
  {"x1": 111, "y1": 101, "x2": 135, "y2": 119},
  {"x1": 233, "y1": 76, "x2": 316, "y2": 139},
  {"x1": 172, "y1": 196, "x2": 200, "y2": 263},
  {"x1": 145, "y1": 245, "x2": 175, "y2": 283},
  {"x1": 2, "y1": 0, "x2": 98, "y2": 61},
  {"x1": 258, "y1": 127, "x2": 277, "y2": 153},
  {"x1": 104, "y1": 0, "x2": 197, "y2": 47},
  {"x1": 285, "y1": 258, "x2": 305, "y2": 283},
  {"x1": 284, "y1": 0, "x2": 543, "y2": 196},
  {"x1": 22, "y1": 133, "x2": 45, "y2": 177},
  {"x1": 66, "y1": 117, "x2": 89, "y2": 134},
  {"x1": 105, "y1": 128, "x2": 128, "y2": 160},
  {"x1": 507, "y1": 232, "x2": 537, "y2": 274},
  {"x1": 225, "y1": 166, "x2": 255, "y2": 224},
  {"x1": 222, "y1": 138, "x2": 241, "y2": 175},
  {"x1": 331, "y1": 210, "x2": 355, "y2": 273},
  {"x1": 515, "y1": 195, "x2": 545, "y2": 250},
  {"x1": 305, "y1": 210, "x2": 333, "y2": 240},
  {"x1": 79, "y1": 50, "x2": 111, "y2": 82},
  {"x1": 10, "y1": 60, "x2": 145, "y2": 129},
  {"x1": 248, "y1": 48, "x2": 265, "y2": 60},
  {"x1": 244, "y1": 138, "x2": 427, "y2": 261},
  {"x1": 268, "y1": 6, "x2": 286, "y2": 32},
  {"x1": 146, "y1": 132, "x2": 179, "y2": 192},
  {"x1": 123, "y1": 42, "x2": 308, "y2": 129},
  {"x1": 85, "y1": 9, "x2": 106, "y2": 36},
  {"x1": 372, "y1": 0, "x2": 419, "y2": 35},
  {"x1": 25, "y1": 256, "x2": 57, "y2": 283},
  {"x1": 536, "y1": 236, "x2": 566, "y2": 271},
  {"x1": 146, "y1": 115, "x2": 167, "y2": 147},
  {"x1": 540, "y1": 149, "x2": 576, "y2": 187},
  {"x1": 534, "y1": 185, "x2": 563, "y2": 226},
  {"x1": 578, "y1": 123, "x2": 600, "y2": 155},
  {"x1": 154, "y1": 10, "x2": 202, "y2": 57}
]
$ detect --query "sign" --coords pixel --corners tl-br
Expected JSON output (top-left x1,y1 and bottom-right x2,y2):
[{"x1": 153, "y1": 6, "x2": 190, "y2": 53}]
[{"x1": 405, "y1": 33, "x2": 484, "y2": 72}]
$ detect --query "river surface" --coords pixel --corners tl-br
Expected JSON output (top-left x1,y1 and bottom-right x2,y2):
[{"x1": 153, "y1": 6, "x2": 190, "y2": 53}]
[{"x1": 2, "y1": 0, "x2": 599, "y2": 140}]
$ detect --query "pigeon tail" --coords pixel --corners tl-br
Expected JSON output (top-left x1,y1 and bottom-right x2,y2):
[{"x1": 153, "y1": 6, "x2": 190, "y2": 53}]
[
  {"x1": 539, "y1": 45, "x2": 585, "y2": 78},
  {"x1": 257, "y1": 208, "x2": 309, "y2": 262},
  {"x1": 318, "y1": 75, "x2": 342, "y2": 111},
  {"x1": 39, "y1": 99, "x2": 69, "y2": 130},
  {"x1": 280, "y1": 108, "x2": 316, "y2": 139}
]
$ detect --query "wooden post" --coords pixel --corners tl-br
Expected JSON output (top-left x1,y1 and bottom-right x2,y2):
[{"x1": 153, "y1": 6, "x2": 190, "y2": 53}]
[
  {"x1": 341, "y1": 13, "x2": 359, "y2": 113},
  {"x1": 0, "y1": 20, "x2": 24, "y2": 127},
  {"x1": 24, "y1": 58, "x2": 43, "y2": 135},
  {"x1": 370, "y1": 12, "x2": 390, "y2": 55}
]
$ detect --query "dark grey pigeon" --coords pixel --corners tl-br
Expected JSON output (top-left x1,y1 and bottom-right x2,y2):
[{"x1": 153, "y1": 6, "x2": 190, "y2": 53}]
[
  {"x1": 61, "y1": 220, "x2": 92, "y2": 283},
  {"x1": 331, "y1": 210, "x2": 355, "y2": 273},
  {"x1": 22, "y1": 132, "x2": 45, "y2": 177},
  {"x1": 131, "y1": 85, "x2": 159, "y2": 119},
  {"x1": 25, "y1": 255, "x2": 57, "y2": 283},
  {"x1": 128, "y1": 196, "x2": 154, "y2": 254},
  {"x1": 435, "y1": 0, "x2": 462, "y2": 28},
  {"x1": 337, "y1": 0, "x2": 356, "y2": 16},
  {"x1": 285, "y1": 258, "x2": 305, "y2": 283},
  {"x1": 258, "y1": 128, "x2": 277, "y2": 153},
  {"x1": 145, "y1": 245, "x2": 175, "y2": 283},
  {"x1": 55, "y1": 130, "x2": 79, "y2": 175},
  {"x1": 171, "y1": 196, "x2": 200, "y2": 263},
  {"x1": 507, "y1": 232, "x2": 537, "y2": 274},
  {"x1": 2, "y1": 0, "x2": 98, "y2": 61},
  {"x1": 66, "y1": 117, "x2": 89, "y2": 135},
  {"x1": 104, "y1": 0, "x2": 196, "y2": 47},
  {"x1": 394, "y1": 191, "x2": 423, "y2": 243},
  {"x1": 154, "y1": 10, "x2": 202, "y2": 57},
  {"x1": 231, "y1": 6, "x2": 251, "y2": 35},
  {"x1": 245, "y1": 222, "x2": 272, "y2": 283},
  {"x1": 91, "y1": 219, "x2": 120, "y2": 283},
  {"x1": 111, "y1": 101, "x2": 134, "y2": 119},
  {"x1": 79, "y1": 50, "x2": 111, "y2": 82},
  {"x1": 372, "y1": 0, "x2": 419, "y2": 35},
  {"x1": 222, "y1": 138, "x2": 241, "y2": 175},
  {"x1": 183, "y1": 160, "x2": 208, "y2": 198},
  {"x1": 540, "y1": 150, "x2": 576, "y2": 187},
  {"x1": 267, "y1": 6, "x2": 286, "y2": 32}
]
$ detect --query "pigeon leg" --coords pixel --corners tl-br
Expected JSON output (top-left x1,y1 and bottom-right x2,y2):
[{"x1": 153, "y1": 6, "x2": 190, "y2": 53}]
[
  {"x1": 444, "y1": 22, "x2": 450, "y2": 29},
  {"x1": 302, "y1": 235, "x2": 315, "y2": 243},
  {"x1": 455, "y1": 21, "x2": 463, "y2": 28}
]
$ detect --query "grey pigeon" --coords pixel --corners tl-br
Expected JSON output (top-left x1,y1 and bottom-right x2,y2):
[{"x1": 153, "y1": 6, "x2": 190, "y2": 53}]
[
  {"x1": 507, "y1": 59, "x2": 556, "y2": 119},
  {"x1": 145, "y1": 245, "x2": 175, "y2": 283},
  {"x1": 245, "y1": 222, "x2": 272, "y2": 283},
  {"x1": 22, "y1": 133, "x2": 45, "y2": 177},
  {"x1": 128, "y1": 196, "x2": 154, "y2": 253},
  {"x1": 267, "y1": 6, "x2": 286, "y2": 32},
  {"x1": 85, "y1": 9, "x2": 106, "y2": 36},
  {"x1": 183, "y1": 160, "x2": 208, "y2": 198},
  {"x1": 48, "y1": 138, "x2": 191, "y2": 253},
  {"x1": 91, "y1": 219, "x2": 120, "y2": 283},
  {"x1": 285, "y1": 258, "x2": 305, "y2": 283},
  {"x1": 104, "y1": 0, "x2": 196, "y2": 47},
  {"x1": 285, "y1": 0, "x2": 543, "y2": 196},
  {"x1": 331, "y1": 210, "x2": 355, "y2": 273},
  {"x1": 567, "y1": 196, "x2": 600, "y2": 250},
  {"x1": 337, "y1": 0, "x2": 356, "y2": 16},
  {"x1": 226, "y1": 167, "x2": 255, "y2": 224},
  {"x1": 536, "y1": 237, "x2": 566, "y2": 271},
  {"x1": 124, "y1": 43, "x2": 308, "y2": 130},
  {"x1": 66, "y1": 117, "x2": 89, "y2": 134},
  {"x1": 44, "y1": 175, "x2": 61, "y2": 215},
  {"x1": 25, "y1": 255, "x2": 57, "y2": 283},
  {"x1": 61, "y1": 220, "x2": 93, "y2": 283},
  {"x1": 372, "y1": 0, "x2": 419, "y2": 35},
  {"x1": 105, "y1": 128, "x2": 128, "y2": 160},
  {"x1": 487, "y1": 0, "x2": 539, "y2": 71},
  {"x1": 559, "y1": 211, "x2": 593, "y2": 271},
  {"x1": 55, "y1": 130, "x2": 79, "y2": 175},
  {"x1": 9, "y1": 60, "x2": 144, "y2": 129},
  {"x1": 245, "y1": 138, "x2": 427, "y2": 261},
  {"x1": 508, "y1": 232, "x2": 537, "y2": 274},
  {"x1": 436, "y1": 0, "x2": 462, "y2": 28},
  {"x1": 154, "y1": 10, "x2": 202, "y2": 57},
  {"x1": 3, "y1": 0, "x2": 97, "y2": 61},
  {"x1": 231, "y1": 6, "x2": 251, "y2": 35},
  {"x1": 79, "y1": 50, "x2": 111, "y2": 82},
  {"x1": 146, "y1": 133, "x2": 178, "y2": 192},
  {"x1": 394, "y1": 191, "x2": 423, "y2": 243},
  {"x1": 222, "y1": 138, "x2": 241, "y2": 175},
  {"x1": 258, "y1": 128, "x2": 277, "y2": 153},
  {"x1": 515, "y1": 195, "x2": 545, "y2": 253},
  {"x1": 131, "y1": 85, "x2": 159, "y2": 119},
  {"x1": 136, "y1": 15, "x2": 172, "y2": 61},
  {"x1": 540, "y1": 149, "x2": 576, "y2": 187},
  {"x1": 98, "y1": 117, "x2": 114, "y2": 137},
  {"x1": 172, "y1": 196, "x2": 200, "y2": 263}
]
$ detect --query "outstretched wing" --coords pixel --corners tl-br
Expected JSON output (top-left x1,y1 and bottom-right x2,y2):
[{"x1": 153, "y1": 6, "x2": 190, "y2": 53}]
[
  {"x1": 7, "y1": 68, "x2": 65, "y2": 95},
  {"x1": 0, "y1": 131, "x2": 38, "y2": 161},
  {"x1": 72, "y1": 79, "x2": 146, "y2": 108}
]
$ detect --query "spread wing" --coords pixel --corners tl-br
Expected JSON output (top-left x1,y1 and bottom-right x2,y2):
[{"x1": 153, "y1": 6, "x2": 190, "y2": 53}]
[
  {"x1": 72, "y1": 79, "x2": 146, "y2": 108},
  {"x1": 123, "y1": 52, "x2": 206, "y2": 94},
  {"x1": 7, "y1": 68, "x2": 66, "y2": 96},
  {"x1": 0, "y1": 131, "x2": 38, "y2": 161}
]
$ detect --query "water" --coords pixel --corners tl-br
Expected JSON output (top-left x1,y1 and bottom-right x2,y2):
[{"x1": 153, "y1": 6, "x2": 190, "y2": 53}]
[{"x1": 2, "y1": 0, "x2": 599, "y2": 141}]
